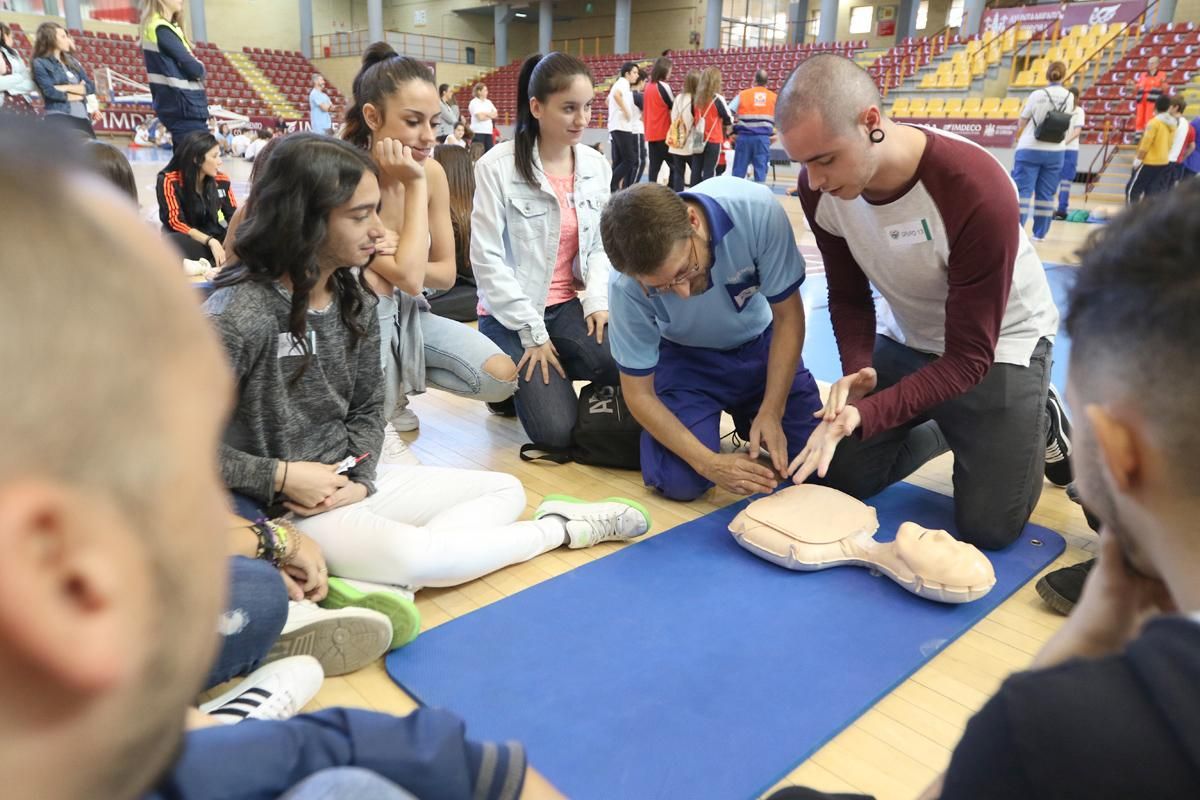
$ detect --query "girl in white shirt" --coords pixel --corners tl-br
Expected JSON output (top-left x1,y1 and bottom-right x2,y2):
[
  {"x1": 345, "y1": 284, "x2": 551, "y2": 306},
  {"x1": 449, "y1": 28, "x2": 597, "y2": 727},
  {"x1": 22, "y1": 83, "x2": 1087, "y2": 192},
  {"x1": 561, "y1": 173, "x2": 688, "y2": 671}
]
[
  {"x1": 0, "y1": 23, "x2": 37, "y2": 114},
  {"x1": 1011, "y1": 60, "x2": 1074, "y2": 241},
  {"x1": 444, "y1": 121, "x2": 467, "y2": 147}
]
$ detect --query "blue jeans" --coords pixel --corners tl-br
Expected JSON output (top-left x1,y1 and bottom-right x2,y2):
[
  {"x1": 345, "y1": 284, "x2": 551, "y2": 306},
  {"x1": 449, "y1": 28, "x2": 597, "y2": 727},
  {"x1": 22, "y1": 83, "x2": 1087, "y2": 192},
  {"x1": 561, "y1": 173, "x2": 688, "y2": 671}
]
[
  {"x1": 644, "y1": 326, "x2": 822, "y2": 501},
  {"x1": 279, "y1": 768, "x2": 417, "y2": 800},
  {"x1": 1057, "y1": 149, "x2": 1079, "y2": 214},
  {"x1": 732, "y1": 133, "x2": 771, "y2": 182},
  {"x1": 479, "y1": 298, "x2": 620, "y2": 449},
  {"x1": 206, "y1": 556, "x2": 289, "y2": 690},
  {"x1": 1011, "y1": 148, "x2": 1064, "y2": 239}
]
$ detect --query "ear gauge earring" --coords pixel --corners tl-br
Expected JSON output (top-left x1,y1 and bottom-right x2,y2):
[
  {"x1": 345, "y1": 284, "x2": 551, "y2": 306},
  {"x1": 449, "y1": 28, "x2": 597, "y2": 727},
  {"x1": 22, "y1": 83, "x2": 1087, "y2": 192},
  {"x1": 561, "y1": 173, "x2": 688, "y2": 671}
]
[{"x1": 869, "y1": 128, "x2": 886, "y2": 144}]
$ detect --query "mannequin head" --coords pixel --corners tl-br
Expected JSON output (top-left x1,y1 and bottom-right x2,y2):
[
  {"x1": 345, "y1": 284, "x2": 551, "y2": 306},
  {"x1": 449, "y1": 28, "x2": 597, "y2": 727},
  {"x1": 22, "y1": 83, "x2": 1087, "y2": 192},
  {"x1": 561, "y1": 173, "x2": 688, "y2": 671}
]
[{"x1": 894, "y1": 522, "x2": 995, "y2": 591}]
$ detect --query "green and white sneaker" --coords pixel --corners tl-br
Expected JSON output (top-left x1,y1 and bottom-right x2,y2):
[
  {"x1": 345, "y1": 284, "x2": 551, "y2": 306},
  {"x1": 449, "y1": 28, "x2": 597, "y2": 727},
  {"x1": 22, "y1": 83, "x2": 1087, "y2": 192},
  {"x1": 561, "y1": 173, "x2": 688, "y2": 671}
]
[
  {"x1": 321, "y1": 577, "x2": 421, "y2": 650},
  {"x1": 534, "y1": 494, "x2": 652, "y2": 549}
]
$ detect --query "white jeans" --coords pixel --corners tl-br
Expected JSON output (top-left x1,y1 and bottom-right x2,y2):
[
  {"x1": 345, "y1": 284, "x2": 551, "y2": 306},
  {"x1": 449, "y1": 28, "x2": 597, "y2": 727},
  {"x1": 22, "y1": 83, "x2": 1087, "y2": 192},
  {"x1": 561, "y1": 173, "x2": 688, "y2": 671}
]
[{"x1": 295, "y1": 465, "x2": 564, "y2": 589}]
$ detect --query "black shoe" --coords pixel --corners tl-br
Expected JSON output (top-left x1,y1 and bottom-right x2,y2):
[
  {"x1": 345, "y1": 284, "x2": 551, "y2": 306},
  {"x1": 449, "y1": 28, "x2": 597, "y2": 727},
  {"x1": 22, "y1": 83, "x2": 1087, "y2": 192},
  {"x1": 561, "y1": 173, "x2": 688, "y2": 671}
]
[
  {"x1": 1066, "y1": 483, "x2": 1101, "y2": 532},
  {"x1": 1036, "y1": 558, "x2": 1095, "y2": 615},
  {"x1": 486, "y1": 397, "x2": 517, "y2": 417},
  {"x1": 1053, "y1": 210, "x2": 1068, "y2": 220},
  {"x1": 1044, "y1": 384, "x2": 1074, "y2": 487}
]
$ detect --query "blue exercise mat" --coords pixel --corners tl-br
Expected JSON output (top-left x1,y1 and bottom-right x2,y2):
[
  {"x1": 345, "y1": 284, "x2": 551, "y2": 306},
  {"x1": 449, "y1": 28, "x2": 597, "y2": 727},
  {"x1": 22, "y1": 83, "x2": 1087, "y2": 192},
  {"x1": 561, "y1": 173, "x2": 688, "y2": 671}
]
[{"x1": 386, "y1": 484, "x2": 1064, "y2": 799}]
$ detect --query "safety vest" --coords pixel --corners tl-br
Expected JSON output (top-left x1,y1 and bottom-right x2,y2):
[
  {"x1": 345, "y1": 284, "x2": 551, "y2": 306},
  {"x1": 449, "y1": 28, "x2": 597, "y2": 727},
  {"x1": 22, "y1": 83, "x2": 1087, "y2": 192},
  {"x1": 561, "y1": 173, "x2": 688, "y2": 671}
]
[
  {"x1": 733, "y1": 86, "x2": 776, "y2": 136},
  {"x1": 142, "y1": 13, "x2": 208, "y2": 123}
]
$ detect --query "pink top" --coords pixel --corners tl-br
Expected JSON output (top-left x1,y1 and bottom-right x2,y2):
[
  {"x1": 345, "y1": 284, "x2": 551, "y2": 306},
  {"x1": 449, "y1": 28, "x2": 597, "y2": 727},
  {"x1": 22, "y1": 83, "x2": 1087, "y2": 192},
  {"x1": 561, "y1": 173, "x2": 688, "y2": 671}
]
[{"x1": 544, "y1": 171, "x2": 581, "y2": 307}]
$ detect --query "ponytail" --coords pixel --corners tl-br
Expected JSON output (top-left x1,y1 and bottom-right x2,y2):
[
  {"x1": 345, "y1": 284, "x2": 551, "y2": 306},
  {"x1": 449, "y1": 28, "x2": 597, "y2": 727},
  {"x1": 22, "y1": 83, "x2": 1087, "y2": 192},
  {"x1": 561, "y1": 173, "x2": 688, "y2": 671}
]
[
  {"x1": 513, "y1": 53, "x2": 543, "y2": 185},
  {"x1": 512, "y1": 51, "x2": 594, "y2": 185},
  {"x1": 342, "y1": 41, "x2": 435, "y2": 149}
]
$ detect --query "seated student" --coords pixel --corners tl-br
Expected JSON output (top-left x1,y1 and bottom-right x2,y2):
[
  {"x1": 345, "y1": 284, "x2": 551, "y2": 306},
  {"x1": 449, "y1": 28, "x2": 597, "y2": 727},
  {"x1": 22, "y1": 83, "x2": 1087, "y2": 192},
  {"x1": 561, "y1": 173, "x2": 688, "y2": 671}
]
[
  {"x1": 131, "y1": 122, "x2": 154, "y2": 148},
  {"x1": 444, "y1": 121, "x2": 468, "y2": 147},
  {"x1": 156, "y1": 131, "x2": 237, "y2": 267},
  {"x1": 244, "y1": 127, "x2": 272, "y2": 160},
  {"x1": 230, "y1": 126, "x2": 250, "y2": 156},
  {"x1": 207, "y1": 133, "x2": 650, "y2": 598},
  {"x1": 426, "y1": 143, "x2": 480, "y2": 323},
  {"x1": 770, "y1": 175, "x2": 1200, "y2": 800},
  {"x1": 0, "y1": 117, "x2": 558, "y2": 800},
  {"x1": 473, "y1": 53, "x2": 620, "y2": 450},
  {"x1": 342, "y1": 44, "x2": 518, "y2": 461},
  {"x1": 600, "y1": 179, "x2": 821, "y2": 501}
]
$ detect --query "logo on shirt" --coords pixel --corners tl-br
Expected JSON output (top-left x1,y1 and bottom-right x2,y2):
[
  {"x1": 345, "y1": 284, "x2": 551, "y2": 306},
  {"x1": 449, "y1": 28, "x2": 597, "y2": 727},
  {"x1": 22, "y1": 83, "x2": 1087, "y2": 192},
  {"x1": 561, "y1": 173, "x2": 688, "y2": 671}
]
[{"x1": 885, "y1": 219, "x2": 933, "y2": 246}]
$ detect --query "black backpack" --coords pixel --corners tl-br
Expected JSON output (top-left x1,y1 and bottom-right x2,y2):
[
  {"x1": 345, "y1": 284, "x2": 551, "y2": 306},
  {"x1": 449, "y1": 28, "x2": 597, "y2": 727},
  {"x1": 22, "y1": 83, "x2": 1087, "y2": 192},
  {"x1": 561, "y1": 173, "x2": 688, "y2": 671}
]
[
  {"x1": 1034, "y1": 89, "x2": 1073, "y2": 143},
  {"x1": 519, "y1": 383, "x2": 642, "y2": 469}
]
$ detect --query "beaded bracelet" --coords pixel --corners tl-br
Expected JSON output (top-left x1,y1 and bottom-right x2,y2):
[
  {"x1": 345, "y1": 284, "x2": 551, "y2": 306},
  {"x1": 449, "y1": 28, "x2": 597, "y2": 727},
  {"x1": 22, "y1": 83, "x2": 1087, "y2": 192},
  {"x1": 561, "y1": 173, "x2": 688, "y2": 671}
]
[{"x1": 252, "y1": 518, "x2": 298, "y2": 567}]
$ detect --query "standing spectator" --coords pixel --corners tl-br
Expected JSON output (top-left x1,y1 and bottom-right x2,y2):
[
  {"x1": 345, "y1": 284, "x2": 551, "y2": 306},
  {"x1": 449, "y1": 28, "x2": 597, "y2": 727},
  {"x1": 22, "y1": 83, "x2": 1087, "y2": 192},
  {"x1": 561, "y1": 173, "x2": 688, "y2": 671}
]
[
  {"x1": 0, "y1": 22, "x2": 37, "y2": 115},
  {"x1": 1166, "y1": 96, "x2": 1192, "y2": 187},
  {"x1": 607, "y1": 61, "x2": 640, "y2": 190},
  {"x1": 1010, "y1": 60, "x2": 1072, "y2": 241},
  {"x1": 1183, "y1": 114, "x2": 1200, "y2": 180},
  {"x1": 631, "y1": 68, "x2": 648, "y2": 183},
  {"x1": 667, "y1": 69, "x2": 700, "y2": 191},
  {"x1": 309, "y1": 74, "x2": 333, "y2": 135},
  {"x1": 1130, "y1": 55, "x2": 1168, "y2": 134},
  {"x1": 140, "y1": 0, "x2": 209, "y2": 144},
  {"x1": 444, "y1": 120, "x2": 467, "y2": 147},
  {"x1": 30, "y1": 22, "x2": 96, "y2": 138},
  {"x1": 690, "y1": 67, "x2": 732, "y2": 186},
  {"x1": 473, "y1": 52, "x2": 619, "y2": 452},
  {"x1": 643, "y1": 56, "x2": 674, "y2": 186},
  {"x1": 468, "y1": 82, "x2": 497, "y2": 152},
  {"x1": 731, "y1": 69, "x2": 777, "y2": 183},
  {"x1": 156, "y1": 131, "x2": 236, "y2": 266},
  {"x1": 1127, "y1": 94, "x2": 1177, "y2": 202},
  {"x1": 1055, "y1": 86, "x2": 1085, "y2": 220},
  {"x1": 435, "y1": 82, "x2": 461, "y2": 143}
]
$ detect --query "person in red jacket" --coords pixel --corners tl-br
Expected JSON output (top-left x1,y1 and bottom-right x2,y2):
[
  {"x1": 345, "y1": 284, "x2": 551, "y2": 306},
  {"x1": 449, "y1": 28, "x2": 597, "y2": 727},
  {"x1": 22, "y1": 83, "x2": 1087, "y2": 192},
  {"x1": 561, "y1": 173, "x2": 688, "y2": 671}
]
[
  {"x1": 1130, "y1": 55, "x2": 1169, "y2": 132},
  {"x1": 643, "y1": 56, "x2": 675, "y2": 186}
]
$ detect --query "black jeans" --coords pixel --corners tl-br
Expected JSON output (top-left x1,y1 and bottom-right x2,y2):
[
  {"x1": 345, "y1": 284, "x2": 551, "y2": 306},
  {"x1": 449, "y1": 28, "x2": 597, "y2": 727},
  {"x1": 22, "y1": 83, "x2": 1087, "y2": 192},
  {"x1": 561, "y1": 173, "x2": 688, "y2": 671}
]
[
  {"x1": 474, "y1": 132, "x2": 494, "y2": 152},
  {"x1": 816, "y1": 335, "x2": 1052, "y2": 550},
  {"x1": 690, "y1": 142, "x2": 720, "y2": 186},
  {"x1": 45, "y1": 112, "x2": 95, "y2": 138},
  {"x1": 478, "y1": 298, "x2": 620, "y2": 449},
  {"x1": 670, "y1": 153, "x2": 690, "y2": 191},
  {"x1": 610, "y1": 130, "x2": 640, "y2": 190},
  {"x1": 647, "y1": 139, "x2": 672, "y2": 185}
]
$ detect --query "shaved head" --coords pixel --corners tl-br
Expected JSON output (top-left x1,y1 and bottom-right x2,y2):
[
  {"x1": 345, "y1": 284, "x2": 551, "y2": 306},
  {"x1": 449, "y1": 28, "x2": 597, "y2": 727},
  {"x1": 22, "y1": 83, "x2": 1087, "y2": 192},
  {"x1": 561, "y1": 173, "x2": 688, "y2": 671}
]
[{"x1": 778, "y1": 54, "x2": 882, "y2": 135}]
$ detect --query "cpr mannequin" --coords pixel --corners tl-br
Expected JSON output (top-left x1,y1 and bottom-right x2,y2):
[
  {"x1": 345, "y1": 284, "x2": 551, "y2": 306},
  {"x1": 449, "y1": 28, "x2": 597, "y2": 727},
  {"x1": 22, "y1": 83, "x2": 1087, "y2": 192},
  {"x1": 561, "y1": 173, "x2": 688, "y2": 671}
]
[{"x1": 728, "y1": 485, "x2": 996, "y2": 603}]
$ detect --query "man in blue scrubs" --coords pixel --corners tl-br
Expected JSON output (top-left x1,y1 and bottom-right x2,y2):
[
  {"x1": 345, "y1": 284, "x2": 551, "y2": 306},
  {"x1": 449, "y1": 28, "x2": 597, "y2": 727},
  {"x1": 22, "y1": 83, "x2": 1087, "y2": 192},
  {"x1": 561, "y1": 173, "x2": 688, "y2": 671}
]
[{"x1": 600, "y1": 178, "x2": 821, "y2": 501}]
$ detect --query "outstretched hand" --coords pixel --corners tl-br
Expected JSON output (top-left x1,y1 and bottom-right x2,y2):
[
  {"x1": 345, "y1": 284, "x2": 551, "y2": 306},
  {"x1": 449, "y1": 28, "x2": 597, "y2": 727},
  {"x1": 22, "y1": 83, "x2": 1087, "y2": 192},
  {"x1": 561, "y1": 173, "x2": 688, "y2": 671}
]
[{"x1": 788, "y1": 406, "x2": 861, "y2": 485}]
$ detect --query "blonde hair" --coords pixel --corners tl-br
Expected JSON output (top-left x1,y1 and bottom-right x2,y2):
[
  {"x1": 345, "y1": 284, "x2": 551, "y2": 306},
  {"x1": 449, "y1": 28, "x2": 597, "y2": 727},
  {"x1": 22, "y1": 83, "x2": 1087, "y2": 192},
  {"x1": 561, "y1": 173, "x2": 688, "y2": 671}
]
[
  {"x1": 140, "y1": 0, "x2": 184, "y2": 30},
  {"x1": 695, "y1": 67, "x2": 722, "y2": 111}
]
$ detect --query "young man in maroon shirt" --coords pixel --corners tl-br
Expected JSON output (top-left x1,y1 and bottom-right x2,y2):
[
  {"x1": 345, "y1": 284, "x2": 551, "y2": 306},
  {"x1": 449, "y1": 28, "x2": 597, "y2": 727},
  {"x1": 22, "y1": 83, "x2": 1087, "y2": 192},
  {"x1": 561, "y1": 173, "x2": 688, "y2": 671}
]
[{"x1": 775, "y1": 55, "x2": 1069, "y2": 551}]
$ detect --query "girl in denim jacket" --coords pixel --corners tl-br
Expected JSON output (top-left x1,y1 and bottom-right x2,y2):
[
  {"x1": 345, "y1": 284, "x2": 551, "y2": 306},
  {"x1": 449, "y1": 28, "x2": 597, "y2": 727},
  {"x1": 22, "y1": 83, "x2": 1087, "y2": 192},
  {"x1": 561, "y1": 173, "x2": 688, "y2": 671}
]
[{"x1": 472, "y1": 52, "x2": 620, "y2": 451}]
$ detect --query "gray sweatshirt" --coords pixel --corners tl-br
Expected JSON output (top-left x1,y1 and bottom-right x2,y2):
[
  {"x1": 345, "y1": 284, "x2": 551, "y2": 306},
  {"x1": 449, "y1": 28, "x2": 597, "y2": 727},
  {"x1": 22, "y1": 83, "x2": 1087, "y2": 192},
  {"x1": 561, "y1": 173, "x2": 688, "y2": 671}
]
[{"x1": 204, "y1": 280, "x2": 384, "y2": 505}]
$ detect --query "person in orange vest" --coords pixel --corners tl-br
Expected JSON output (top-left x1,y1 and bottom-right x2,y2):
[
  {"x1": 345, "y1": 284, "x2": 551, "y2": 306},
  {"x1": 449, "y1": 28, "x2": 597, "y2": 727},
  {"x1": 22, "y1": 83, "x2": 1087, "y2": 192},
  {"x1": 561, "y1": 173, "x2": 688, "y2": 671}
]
[
  {"x1": 1130, "y1": 55, "x2": 1169, "y2": 133},
  {"x1": 730, "y1": 69, "x2": 777, "y2": 183}
]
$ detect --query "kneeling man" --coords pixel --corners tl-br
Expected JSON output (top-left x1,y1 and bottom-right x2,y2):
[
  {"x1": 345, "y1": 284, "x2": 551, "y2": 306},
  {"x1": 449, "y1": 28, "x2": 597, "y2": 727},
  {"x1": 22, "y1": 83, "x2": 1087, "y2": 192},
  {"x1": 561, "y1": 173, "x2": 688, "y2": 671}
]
[{"x1": 600, "y1": 178, "x2": 821, "y2": 501}]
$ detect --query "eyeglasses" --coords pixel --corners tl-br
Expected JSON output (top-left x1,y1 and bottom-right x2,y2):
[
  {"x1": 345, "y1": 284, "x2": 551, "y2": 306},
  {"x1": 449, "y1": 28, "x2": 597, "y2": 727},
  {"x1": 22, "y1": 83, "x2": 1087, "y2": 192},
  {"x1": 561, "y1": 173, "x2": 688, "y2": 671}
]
[{"x1": 643, "y1": 238, "x2": 703, "y2": 297}]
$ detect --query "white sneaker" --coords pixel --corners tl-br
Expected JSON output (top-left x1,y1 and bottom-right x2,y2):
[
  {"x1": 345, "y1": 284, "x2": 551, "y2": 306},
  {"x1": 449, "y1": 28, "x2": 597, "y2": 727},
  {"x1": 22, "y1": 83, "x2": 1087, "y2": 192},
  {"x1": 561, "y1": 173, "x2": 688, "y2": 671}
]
[
  {"x1": 182, "y1": 257, "x2": 212, "y2": 277},
  {"x1": 533, "y1": 494, "x2": 652, "y2": 549},
  {"x1": 390, "y1": 406, "x2": 420, "y2": 432},
  {"x1": 199, "y1": 655, "x2": 323, "y2": 725},
  {"x1": 381, "y1": 422, "x2": 421, "y2": 465},
  {"x1": 266, "y1": 601, "x2": 392, "y2": 676}
]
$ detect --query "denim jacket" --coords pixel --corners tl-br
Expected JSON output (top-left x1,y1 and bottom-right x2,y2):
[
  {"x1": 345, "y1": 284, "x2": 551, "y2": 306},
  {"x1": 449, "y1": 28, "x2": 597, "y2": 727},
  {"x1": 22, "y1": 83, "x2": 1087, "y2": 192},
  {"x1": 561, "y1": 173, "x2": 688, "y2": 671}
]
[
  {"x1": 471, "y1": 140, "x2": 613, "y2": 348},
  {"x1": 31, "y1": 55, "x2": 94, "y2": 114}
]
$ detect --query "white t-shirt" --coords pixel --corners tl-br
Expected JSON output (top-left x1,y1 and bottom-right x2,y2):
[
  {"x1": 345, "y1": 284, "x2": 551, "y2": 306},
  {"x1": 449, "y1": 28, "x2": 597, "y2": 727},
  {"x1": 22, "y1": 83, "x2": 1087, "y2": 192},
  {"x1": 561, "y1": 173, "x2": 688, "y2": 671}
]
[
  {"x1": 1168, "y1": 115, "x2": 1190, "y2": 162},
  {"x1": 244, "y1": 138, "x2": 268, "y2": 160},
  {"x1": 607, "y1": 76, "x2": 634, "y2": 132},
  {"x1": 1066, "y1": 106, "x2": 1085, "y2": 152},
  {"x1": 469, "y1": 97, "x2": 496, "y2": 136},
  {"x1": 1016, "y1": 84, "x2": 1074, "y2": 152}
]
